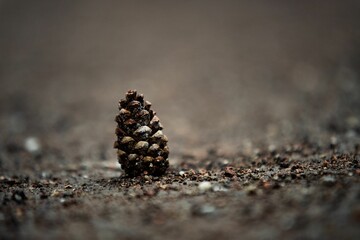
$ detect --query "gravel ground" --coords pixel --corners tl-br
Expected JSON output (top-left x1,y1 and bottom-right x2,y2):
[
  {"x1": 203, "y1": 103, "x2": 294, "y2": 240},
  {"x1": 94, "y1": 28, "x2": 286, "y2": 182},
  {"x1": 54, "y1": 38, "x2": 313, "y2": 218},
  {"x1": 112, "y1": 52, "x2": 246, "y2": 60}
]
[{"x1": 1, "y1": 1, "x2": 360, "y2": 239}]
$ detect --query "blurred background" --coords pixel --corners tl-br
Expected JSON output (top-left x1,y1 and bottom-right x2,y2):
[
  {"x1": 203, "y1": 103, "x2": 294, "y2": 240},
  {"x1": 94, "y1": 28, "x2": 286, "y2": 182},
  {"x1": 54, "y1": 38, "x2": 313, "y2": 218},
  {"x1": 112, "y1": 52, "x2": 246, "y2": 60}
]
[{"x1": 1, "y1": 0, "x2": 360, "y2": 172}]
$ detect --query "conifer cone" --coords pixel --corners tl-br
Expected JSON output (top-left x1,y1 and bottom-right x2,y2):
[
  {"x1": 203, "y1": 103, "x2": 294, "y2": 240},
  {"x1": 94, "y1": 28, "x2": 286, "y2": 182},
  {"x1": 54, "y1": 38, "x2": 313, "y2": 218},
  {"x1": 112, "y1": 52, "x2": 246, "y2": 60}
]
[{"x1": 114, "y1": 90, "x2": 169, "y2": 176}]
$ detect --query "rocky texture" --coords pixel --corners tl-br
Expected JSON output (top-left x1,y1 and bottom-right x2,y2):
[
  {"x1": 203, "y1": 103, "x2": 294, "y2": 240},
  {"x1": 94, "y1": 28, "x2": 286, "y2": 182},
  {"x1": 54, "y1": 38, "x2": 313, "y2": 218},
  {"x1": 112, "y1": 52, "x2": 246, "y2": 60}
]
[{"x1": 0, "y1": 144, "x2": 359, "y2": 240}]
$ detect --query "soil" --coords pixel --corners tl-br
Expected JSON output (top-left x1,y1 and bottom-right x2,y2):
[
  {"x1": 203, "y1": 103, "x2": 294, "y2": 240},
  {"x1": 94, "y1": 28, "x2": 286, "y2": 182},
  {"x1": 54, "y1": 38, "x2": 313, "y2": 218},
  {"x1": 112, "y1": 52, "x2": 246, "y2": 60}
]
[{"x1": 1, "y1": 1, "x2": 360, "y2": 239}]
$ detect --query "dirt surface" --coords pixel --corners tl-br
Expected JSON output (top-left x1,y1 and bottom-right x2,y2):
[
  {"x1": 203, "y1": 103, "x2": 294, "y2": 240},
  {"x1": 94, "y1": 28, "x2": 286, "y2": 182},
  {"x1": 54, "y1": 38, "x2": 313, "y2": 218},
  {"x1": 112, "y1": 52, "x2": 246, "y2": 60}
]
[{"x1": 1, "y1": 1, "x2": 360, "y2": 239}]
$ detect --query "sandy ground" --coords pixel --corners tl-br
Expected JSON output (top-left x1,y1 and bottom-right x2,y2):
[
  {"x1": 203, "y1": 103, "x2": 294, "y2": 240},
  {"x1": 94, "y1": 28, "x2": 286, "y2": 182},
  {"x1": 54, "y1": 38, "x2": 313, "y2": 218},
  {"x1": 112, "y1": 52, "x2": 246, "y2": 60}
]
[{"x1": 0, "y1": 1, "x2": 360, "y2": 239}]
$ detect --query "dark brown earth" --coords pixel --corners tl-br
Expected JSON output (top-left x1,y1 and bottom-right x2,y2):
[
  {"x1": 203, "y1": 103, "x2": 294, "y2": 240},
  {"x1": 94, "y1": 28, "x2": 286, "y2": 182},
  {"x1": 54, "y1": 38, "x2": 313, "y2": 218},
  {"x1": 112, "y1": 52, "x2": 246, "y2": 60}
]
[{"x1": 1, "y1": 1, "x2": 360, "y2": 239}]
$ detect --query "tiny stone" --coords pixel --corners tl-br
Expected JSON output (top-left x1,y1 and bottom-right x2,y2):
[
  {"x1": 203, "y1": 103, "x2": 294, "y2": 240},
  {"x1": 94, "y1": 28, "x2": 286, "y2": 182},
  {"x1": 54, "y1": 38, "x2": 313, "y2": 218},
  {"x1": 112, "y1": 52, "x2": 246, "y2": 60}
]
[
  {"x1": 213, "y1": 185, "x2": 228, "y2": 192},
  {"x1": 224, "y1": 166, "x2": 236, "y2": 177},
  {"x1": 221, "y1": 158, "x2": 229, "y2": 165},
  {"x1": 268, "y1": 144, "x2": 276, "y2": 152},
  {"x1": 321, "y1": 175, "x2": 336, "y2": 187},
  {"x1": 200, "y1": 204, "x2": 216, "y2": 214},
  {"x1": 245, "y1": 185, "x2": 258, "y2": 195},
  {"x1": 41, "y1": 171, "x2": 50, "y2": 179},
  {"x1": 192, "y1": 204, "x2": 216, "y2": 216},
  {"x1": 198, "y1": 181, "x2": 212, "y2": 192},
  {"x1": 330, "y1": 136, "x2": 338, "y2": 145},
  {"x1": 24, "y1": 137, "x2": 41, "y2": 153},
  {"x1": 12, "y1": 190, "x2": 27, "y2": 204}
]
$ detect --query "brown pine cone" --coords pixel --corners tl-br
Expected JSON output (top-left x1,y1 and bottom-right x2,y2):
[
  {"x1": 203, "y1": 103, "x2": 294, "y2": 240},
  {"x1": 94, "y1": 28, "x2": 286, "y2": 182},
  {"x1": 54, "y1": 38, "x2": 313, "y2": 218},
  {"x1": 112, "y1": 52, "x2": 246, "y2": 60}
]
[{"x1": 114, "y1": 90, "x2": 169, "y2": 176}]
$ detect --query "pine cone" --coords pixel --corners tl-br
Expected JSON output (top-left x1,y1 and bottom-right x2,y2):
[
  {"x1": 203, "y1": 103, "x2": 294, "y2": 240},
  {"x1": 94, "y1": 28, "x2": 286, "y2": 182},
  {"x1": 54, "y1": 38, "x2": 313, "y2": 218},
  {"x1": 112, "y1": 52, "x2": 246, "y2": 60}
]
[{"x1": 114, "y1": 90, "x2": 169, "y2": 176}]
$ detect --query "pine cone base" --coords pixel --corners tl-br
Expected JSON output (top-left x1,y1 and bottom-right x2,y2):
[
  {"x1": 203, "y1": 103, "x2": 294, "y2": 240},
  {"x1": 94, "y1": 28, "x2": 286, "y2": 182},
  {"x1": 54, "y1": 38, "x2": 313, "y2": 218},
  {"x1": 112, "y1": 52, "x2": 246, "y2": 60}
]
[{"x1": 114, "y1": 90, "x2": 169, "y2": 176}]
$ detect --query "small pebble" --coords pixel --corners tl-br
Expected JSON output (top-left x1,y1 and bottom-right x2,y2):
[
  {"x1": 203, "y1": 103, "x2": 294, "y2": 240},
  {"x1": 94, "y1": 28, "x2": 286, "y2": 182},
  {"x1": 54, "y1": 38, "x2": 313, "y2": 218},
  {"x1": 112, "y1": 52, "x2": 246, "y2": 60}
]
[
  {"x1": 24, "y1": 137, "x2": 41, "y2": 153},
  {"x1": 200, "y1": 204, "x2": 216, "y2": 214},
  {"x1": 198, "y1": 181, "x2": 212, "y2": 192},
  {"x1": 268, "y1": 144, "x2": 276, "y2": 152},
  {"x1": 224, "y1": 166, "x2": 236, "y2": 177},
  {"x1": 12, "y1": 190, "x2": 27, "y2": 204},
  {"x1": 245, "y1": 185, "x2": 257, "y2": 195},
  {"x1": 321, "y1": 175, "x2": 336, "y2": 187},
  {"x1": 41, "y1": 172, "x2": 51, "y2": 179},
  {"x1": 220, "y1": 158, "x2": 229, "y2": 165},
  {"x1": 192, "y1": 204, "x2": 216, "y2": 216},
  {"x1": 213, "y1": 185, "x2": 228, "y2": 192}
]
